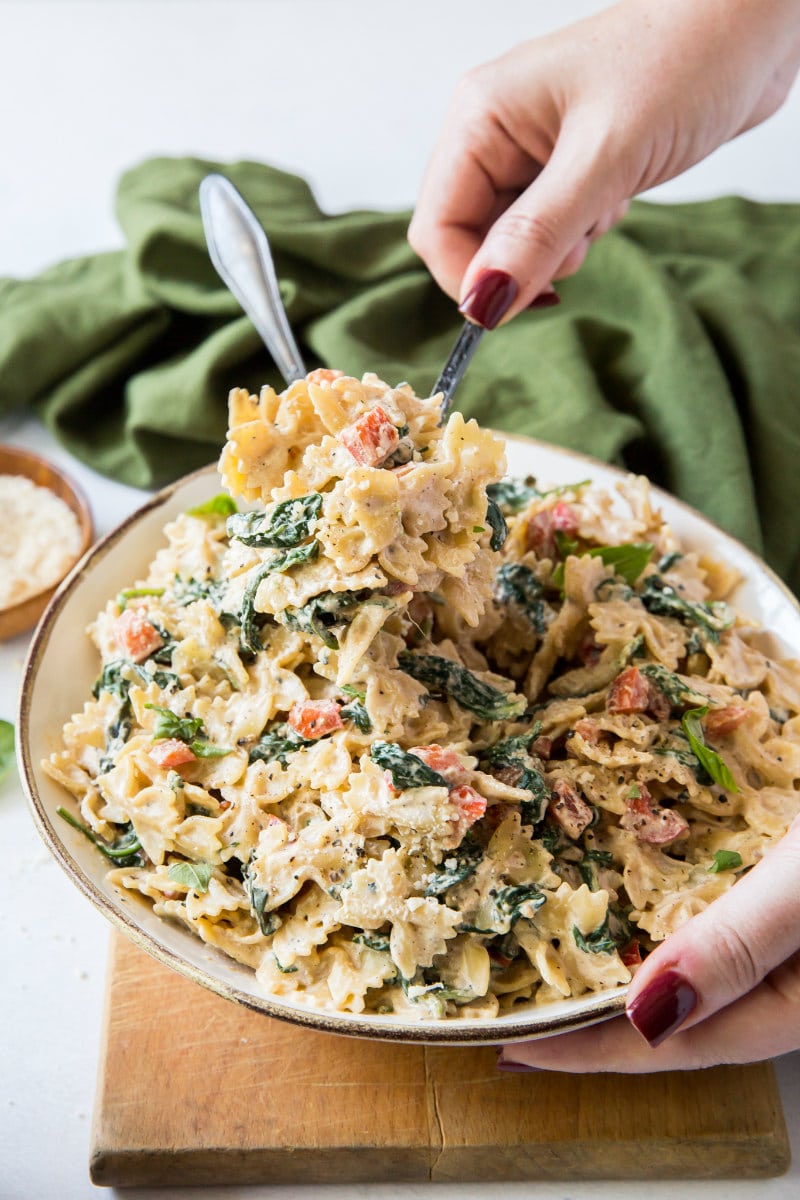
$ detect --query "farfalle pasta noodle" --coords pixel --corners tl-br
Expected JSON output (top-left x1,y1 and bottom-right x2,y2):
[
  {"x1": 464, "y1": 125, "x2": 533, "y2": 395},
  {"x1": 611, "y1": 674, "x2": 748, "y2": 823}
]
[{"x1": 45, "y1": 371, "x2": 800, "y2": 1020}]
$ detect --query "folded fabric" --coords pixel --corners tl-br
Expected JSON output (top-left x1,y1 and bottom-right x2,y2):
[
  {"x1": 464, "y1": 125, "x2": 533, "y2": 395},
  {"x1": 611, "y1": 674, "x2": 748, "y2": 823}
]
[{"x1": 1, "y1": 156, "x2": 799, "y2": 591}]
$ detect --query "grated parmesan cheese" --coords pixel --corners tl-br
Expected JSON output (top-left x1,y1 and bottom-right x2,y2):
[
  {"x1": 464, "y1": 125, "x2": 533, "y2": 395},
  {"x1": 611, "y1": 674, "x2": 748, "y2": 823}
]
[{"x1": 0, "y1": 474, "x2": 83, "y2": 609}]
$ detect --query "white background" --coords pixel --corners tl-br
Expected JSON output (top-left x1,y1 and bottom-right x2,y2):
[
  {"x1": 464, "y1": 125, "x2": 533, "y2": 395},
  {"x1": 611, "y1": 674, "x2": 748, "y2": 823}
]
[{"x1": 1, "y1": 2, "x2": 799, "y2": 1198}]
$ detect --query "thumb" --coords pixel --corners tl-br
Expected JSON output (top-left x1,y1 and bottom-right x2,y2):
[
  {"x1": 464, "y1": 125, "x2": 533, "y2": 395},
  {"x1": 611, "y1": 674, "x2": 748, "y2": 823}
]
[
  {"x1": 625, "y1": 814, "x2": 800, "y2": 1047},
  {"x1": 458, "y1": 125, "x2": 620, "y2": 326}
]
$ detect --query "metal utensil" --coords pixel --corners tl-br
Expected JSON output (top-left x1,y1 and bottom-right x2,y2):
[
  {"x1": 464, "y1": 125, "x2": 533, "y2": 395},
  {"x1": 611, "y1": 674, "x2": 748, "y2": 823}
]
[
  {"x1": 432, "y1": 320, "x2": 484, "y2": 422},
  {"x1": 199, "y1": 174, "x2": 307, "y2": 384}
]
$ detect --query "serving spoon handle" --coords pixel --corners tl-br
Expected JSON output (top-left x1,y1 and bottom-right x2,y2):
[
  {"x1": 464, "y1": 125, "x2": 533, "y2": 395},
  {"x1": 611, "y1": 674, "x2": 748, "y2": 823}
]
[{"x1": 199, "y1": 174, "x2": 307, "y2": 385}]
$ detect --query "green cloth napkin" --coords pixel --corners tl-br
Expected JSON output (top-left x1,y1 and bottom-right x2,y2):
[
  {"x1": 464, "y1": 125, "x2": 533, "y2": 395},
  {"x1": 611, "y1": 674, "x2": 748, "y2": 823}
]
[{"x1": 1, "y1": 156, "x2": 799, "y2": 591}]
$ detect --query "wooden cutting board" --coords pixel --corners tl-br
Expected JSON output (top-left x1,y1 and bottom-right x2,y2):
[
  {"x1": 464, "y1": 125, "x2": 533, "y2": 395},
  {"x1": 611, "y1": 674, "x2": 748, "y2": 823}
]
[{"x1": 90, "y1": 932, "x2": 790, "y2": 1187}]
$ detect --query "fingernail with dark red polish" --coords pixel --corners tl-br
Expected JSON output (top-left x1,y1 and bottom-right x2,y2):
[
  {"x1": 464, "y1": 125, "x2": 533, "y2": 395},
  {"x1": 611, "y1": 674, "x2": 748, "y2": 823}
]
[
  {"x1": 627, "y1": 969, "x2": 697, "y2": 1048},
  {"x1": 529, "y1": 288, "x2": 560, "y2": 310},
  {"x1": 459, "y1": 269, "x2": 519, "y2": 330}
]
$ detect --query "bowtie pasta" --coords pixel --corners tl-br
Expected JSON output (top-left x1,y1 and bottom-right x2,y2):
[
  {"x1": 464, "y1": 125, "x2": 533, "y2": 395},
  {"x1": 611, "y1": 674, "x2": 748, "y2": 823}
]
[{"x1": 45, "y1": 371, "x2": 800, "y2": 1021}]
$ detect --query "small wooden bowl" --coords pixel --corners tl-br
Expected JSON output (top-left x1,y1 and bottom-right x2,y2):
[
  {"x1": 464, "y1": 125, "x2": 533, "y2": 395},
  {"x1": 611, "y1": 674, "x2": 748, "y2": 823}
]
[{"x1": 0, "y1": 445, "x2": 94, "y2": 641}]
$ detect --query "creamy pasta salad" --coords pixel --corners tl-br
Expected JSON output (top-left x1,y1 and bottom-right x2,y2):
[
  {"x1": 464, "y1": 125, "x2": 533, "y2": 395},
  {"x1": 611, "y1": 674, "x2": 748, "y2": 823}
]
[{"x1": 46, "y1": 370, "x2": 800, "y2": 1020}]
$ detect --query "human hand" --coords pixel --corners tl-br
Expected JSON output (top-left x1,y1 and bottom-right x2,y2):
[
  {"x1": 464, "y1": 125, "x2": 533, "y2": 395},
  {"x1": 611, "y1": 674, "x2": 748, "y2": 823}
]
[
  {"x1": 409, "y1": 0, "x2": 800, "y2": 327},
  {"x1": 497, "y1": 815, "x2": 800, "y2": 1073}
]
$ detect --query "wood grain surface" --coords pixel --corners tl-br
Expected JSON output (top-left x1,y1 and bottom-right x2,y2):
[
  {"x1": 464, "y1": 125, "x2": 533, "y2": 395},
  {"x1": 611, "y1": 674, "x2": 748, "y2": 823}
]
[{"x1": 90, "y1": 933, "x2": 790, "y2": 1187}]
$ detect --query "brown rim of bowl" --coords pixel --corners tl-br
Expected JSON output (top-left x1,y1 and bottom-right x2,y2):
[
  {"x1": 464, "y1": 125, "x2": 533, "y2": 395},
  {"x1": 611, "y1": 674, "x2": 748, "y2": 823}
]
[
  {"x1": 17, "y1": 438, "x2": 799, "y2": 1042},
  {"x1": 0, "y1": 445, "x2": 94, "y2": 640}
]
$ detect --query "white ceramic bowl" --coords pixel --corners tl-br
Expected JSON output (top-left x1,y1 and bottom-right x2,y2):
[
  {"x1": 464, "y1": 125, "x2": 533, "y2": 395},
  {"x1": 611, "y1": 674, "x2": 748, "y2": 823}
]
[{"x1": 18, "y1": 436, "x2": 800, "y2": 1044}]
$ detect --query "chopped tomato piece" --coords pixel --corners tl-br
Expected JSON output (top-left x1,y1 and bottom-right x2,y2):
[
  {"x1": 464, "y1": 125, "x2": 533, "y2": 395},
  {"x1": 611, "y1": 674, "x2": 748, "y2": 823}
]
[
  {"x1": 620, "y1": 940, "x2": 642, "y2": 968},
  {"x1": 149, "y1": 739, "x2": 197, "y2": 769},
  {"x1": 524, "y1": 501, "x2": 578, "y2": 558},
  {"x1": 574, "y1": 718, "x2": 601, "y2": 745},
  {"x1": 607, "y1": 666, "x2": 651, "y2": 713},
  {"x1": 288, "y1": 699, "x2": 344, "y2": 740},
  {"x1": 306, "y1": 368, "x2": 343, "y2": 384},
  {"x1": 113, "y1": 608, "x2": 164, "y2": 663},
  {"x1": 450, "y1": 784, "x2": 487, "y2": 826},
  {"x1": 339, "y1": 406, "x2": 400, "y2": 467},
  {"x1": 548, "y1": 779, "x2": 594, "y2": 839},
  {"x1": 620, "y1": 783, "x2": 688, "y2": 845},
  {"x1": 531, "y1": 734, "x2": 553, "y2": 759},
  {"x1": 577, "y1": 632, "x2": 602, "y2": 667},
  {"x1": 412, "y1": 744, "x2": 465, "y2": 784},
  {"x1": 704, "y1": 706, "x2": 750, "y2": 738}
]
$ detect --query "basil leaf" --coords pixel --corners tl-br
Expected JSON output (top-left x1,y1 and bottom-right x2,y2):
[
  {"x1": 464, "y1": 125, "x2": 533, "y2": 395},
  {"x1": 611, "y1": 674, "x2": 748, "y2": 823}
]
[
  {"x1": 554, "y1": 530, "x2": 579, "y2": 557},
  {"x1": 485, "y1": 498, "x2": 508, "y2": 551},
  {"x1": 56, "y1": 807, "x2": 144, "y2": 866},
  {"x1": 588, "y1": 542, "x2": 654, "y2": 585},
  {"x1": 397, "y1": 651, "x2": 526, "y2": 722},
  {"x1": 493, "y1": 564, "x2": 547, "y2": 633},
  {"x1": 370, "y1": 741, "x2": 449, "y2": 789},
  {"x1": 145, "y1": 704, "x2": 231, "y2": 758},
  {"x1": 116, "y1": 586, "x2": 165, "y2": 611},
  {"x1": 709, "y1": 849, "x2": 743, "y2": 873},
  {"x1": 681, "y1": 706, "x2": 739, "y2": 792},
  {"x1": 167, "y1": 860, "x2": 214, "y2": 893},
  {"x1": 186, "y1": 493, "x2": 238, "y2": 518},
  {"x1": 0, "y1": 719, "x2": 15, "y2": 783},
  {"x1": 227, "y1": 493, "x2": 322, "y2": 548},
  {"x1": 189, "y1": 740, "x2": 233, "y2": 758}
]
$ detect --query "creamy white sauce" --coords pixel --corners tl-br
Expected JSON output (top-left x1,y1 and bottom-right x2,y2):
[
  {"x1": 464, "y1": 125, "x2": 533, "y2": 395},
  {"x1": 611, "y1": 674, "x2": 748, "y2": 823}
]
[{"x1": 0, "y1": 475, "x2": 83, "y2": 608}]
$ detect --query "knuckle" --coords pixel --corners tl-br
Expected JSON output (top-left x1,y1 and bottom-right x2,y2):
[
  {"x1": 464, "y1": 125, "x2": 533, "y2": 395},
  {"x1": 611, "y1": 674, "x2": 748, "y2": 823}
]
[
  {"x1": 711, "y1": 918, "x2": 763, "y2": 998},
  {"x1": 493, "y1": 208, "x2": 563, "y2": 259}
]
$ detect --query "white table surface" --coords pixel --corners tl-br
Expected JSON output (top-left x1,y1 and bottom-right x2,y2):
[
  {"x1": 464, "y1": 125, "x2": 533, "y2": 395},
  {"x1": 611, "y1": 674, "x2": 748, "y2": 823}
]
[{"x1": 2, "y1": 3, "x2": 799, "y2": 1198}]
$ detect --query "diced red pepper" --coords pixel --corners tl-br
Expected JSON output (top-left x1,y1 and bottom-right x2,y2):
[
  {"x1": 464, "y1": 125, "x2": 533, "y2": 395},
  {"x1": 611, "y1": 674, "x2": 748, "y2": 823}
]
[
  {"x1": 450, "y1": 784, "x2": 487, "y2": 827},
  {"x1": 620, "y1": 939, "x2": 642, "y2": 968},
  {"x1": 524, "y1": 501, "x2": 578, "y2": 558},
  {"x1": 574, "y1": 718, "x2": 601, "y2": 745},
  {"x1": 288, "y1": 699, "x2": 344, "y2": 740},
  {"x1": 620, "y1": 783, "x2": 688, "y2": 845},
  {"x1": 548, "y1": 779, "x2": 594, "y2": 839},
  {"x1": 113, "y1": 608, "x2": 164, "y2": 663},
  {"x1": 704, "y1": 706, "x2": 750, "y2": 738},
  {"x1": 149, "y1": 739, "x2": 197, "y2": 769},
  {"x1": 339, "y1": 406, "x2": 400, "y2": 467},
  {"x1": 551, "y1": 500, "x2": 579, "y2": 532},
  {"x1": 306, "y1": 368, "x2": 343, "y2": 384},
  {"x1": 412, "y1": 744, "x2": 465, "y2": 784}
]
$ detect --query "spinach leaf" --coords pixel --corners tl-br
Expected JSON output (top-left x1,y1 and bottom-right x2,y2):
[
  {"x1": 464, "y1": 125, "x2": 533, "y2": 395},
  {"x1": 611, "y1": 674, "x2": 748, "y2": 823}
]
[
  {"x1": 397, "y1": 651, "x2": 526, "y2": 722},
  {"x1": 148, "y1": 622, "x2": 177, "y2": 666},
  {"x1": 485, "y1": 498, "x2": 508, "y2": 551},
  {"x1": 340, "y1": 700, "x2": 371, "y2": 733},
  {"x1": 227, "y1": 493, "x2": 322, "y2": 548},
  {"x1": 167, "y1": 861, "x2": 214, "y2": 893},
  {"x1": 658, "y1": 551, "x2": 683, "y2": 572},
  {"x1": 493, "y1": 884, "x2": 546, "y2": 925},
  {"x1": 279, "y1": 589, "x2": 367, "y2": 649},
  {"x1": 56, "y1": 806, "x2": 144, "y2": 866},
  {"x1": 370, "y1": 741, "x2": 449, "y2": 789},
  {"x1": 709, "y1": 849, "x2": 743, "y2": 873},
  {"x1": 486, "y1": 477, "x2": 541, "y2": 513},
  {"x1": 0, "y1": 719, "x2": 15, "y2": 783},
  {"x1": 172, "y1": 575, "x2": 227, "y2": 609},
  {"x1": 639, "y1": 576, "x2": 734, "y2": 643},
  {"x1": 352, "y1": 932, "x2": 391, "y2": 952},
  {"x1": 424, "y1": 839, "x2": 484, "y2": 896},
  {"x1": 145, "y1": 704, "x2": 232, "y2": 758},
  {"x1": 577, "y1": 849, "x2": 614, "y2": 891},
  {"x1": 98, "y1": 704, "x2": 134, "y2": 775},
  {"x1": 493, "y1": 564, "x2": 547, "y2": 634},
  {"x1": 239, "y1": 542, "x2": 321, "y2": 654},
  {"x1": 588, "y1": 542, "x2": 654, "y2": 585},
  {"x1": 93, "y1": 659, "x2": 179, "y2": 702},
  {"x1": 116, "y1": 586, "x2": 165, "y2": 611},
  {"x1": 681, "y1": 706, "x2": 738, "y2": 791},
  {"x1": 243, "y1": 860, "x2": 282, "y2": 936},
  {"x1": 249, "y1": 723, "x2": 313, "y2": 766},
  {"x1": 186, "y1": 493, "x2": 238, "y2": 518},
  {"x1": 573, "y1": 908, "x2": 632, "y2": 955},
  {"x1": 482, "y1": 729, "x2": 549, "y2": 825},
  {"x1": 638, "y1": 663, "x2": 708, "y2": 709}
]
